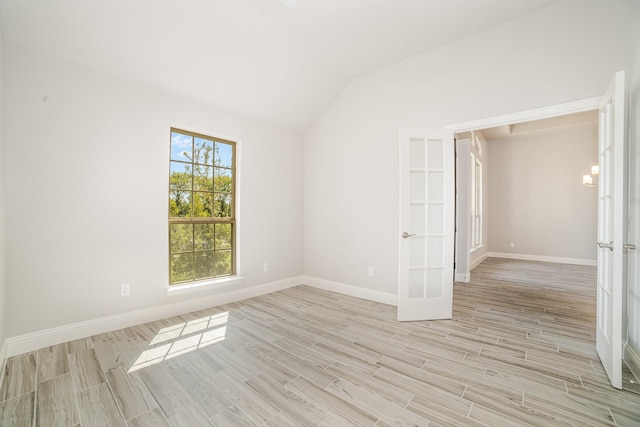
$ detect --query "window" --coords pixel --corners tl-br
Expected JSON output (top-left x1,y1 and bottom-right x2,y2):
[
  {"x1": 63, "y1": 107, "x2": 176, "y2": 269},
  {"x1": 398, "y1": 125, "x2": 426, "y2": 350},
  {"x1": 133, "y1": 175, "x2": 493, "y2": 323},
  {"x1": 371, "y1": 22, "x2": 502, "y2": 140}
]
[
  {"x1": 169, "y1": 128, "x2": 235, "y2": 285},
  {"x1": 470, "y1": 153, "x2": 482, "y2": 249}
]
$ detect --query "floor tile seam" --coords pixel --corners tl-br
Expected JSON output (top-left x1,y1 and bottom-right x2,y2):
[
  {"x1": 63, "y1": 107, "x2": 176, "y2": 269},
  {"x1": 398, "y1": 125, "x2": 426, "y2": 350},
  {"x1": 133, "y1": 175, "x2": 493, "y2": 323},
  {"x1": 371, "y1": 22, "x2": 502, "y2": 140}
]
[
  {"x1": 460, "y1": 384, "x2": 524, "y2": 406},
  {"x1": 131, "y1": 407, "x2": 171, "y2": 425},
  {"x1": 104, "y1": 369, "x2": 133, "y2": 423},
  {"x1": 485, "y1": 305, "x2": 525, "y2": 314},
  {"x1": 608, "y1": 407, "x2": 620, "y2": 426},
  {"x1": 71, "y1": 374, "x2": 86, "y2": 427},
  {"x1": 470, "y1": 353, "x2": 582, "y2": 387},
  {"x1": 514, "y1": 350, "x2": 605, "y2": 379},
  {"x1": 0, "y1": 388, "x2": 36, "y2": 407},
  {"x1": 495, "y1": 337, "x2": 559, "y2": 353},
  {"x1": 31, "y1": 352, "x2": 38, "y2": 427},
  {"x1": 566, "y1": 385, "x2": 640, "y2": 417},
  {"x1": 329, "y1": 363, "x2": 415, "y2": 412},
  {"x1": 38, "y1": 354, "x2": 78, "y2": 424},
  {"x1": 36, "y1": 369, "x2": 72, "y2": 386},
  {"x1": 477, "y1": 347, "x2": 525, "y2": 361},
  {"x1": 0, "y1": 374, "x2": 25, "y2": 404},
  {"x1": 522, "y1": 391, "x2": 618, "y2": 426},
  {"x1": 443, "y1": 336, "x2": 483, "y2": 356},
  {"x1": 537, "y1": 321, "x2": 597, "y2": 332},
  {"x1": 466, "y1": 401, "x2": 530, "y2": 426},
  {"x1": 458, "y1": 368, "x2": 525, "y2": 401},
  {"x1": 108, "y1": 367, "x2": 161, "y2": 422},
  {"x1": 284, "y1": 377, "x2": 350, "y2": 427},
  {"x1": 260, "y1": 408, "x2": 285, "y2": 426},
  {"x1": 208, "y1": 402, "x2": 258, "y2": 426},
  {"x1": 70, "y1": 352, "x2": 106, "y2": 390},
  {"x1": 400, "y1": 389, "x2": 419, "y2": 410},
  {"x1": 312, "y1": 341, "x2": 376, "y2": 367},
  {"x1": 466, "y1": 388, "x2": 563, "y2": 427},
  {"x1": 0, "y1": 367, "x2": 4, "y2": 405},
  {"x1": 0, "y1": 355, "x2": 38, "y2": 403},
  {"x1": 319, "y1": 376, "x2": 421, "y2": 427},
  {"x1": 482, "y1": 369, "x2": 570, "y2": 396},
  {"x1": 73, "y1": 348, "x2": 125, "y2": 424},
  {"x1": 525, "y1": 349, "x2": 598, "y2": 373}
]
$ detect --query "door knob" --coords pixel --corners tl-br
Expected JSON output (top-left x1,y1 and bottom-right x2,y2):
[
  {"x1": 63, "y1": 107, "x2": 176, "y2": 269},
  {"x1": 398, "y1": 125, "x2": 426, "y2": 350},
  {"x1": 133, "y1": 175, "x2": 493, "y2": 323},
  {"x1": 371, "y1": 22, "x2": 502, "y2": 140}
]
[
  {"x1": 597, "y1": 241, "x2": 614, "y2": 251},
  {"x1": 624, "y1": 243, "x2": 636, "y2": 250},
  {"x1": 402, "y1": 232, "x2": 416, "y2": 239}
]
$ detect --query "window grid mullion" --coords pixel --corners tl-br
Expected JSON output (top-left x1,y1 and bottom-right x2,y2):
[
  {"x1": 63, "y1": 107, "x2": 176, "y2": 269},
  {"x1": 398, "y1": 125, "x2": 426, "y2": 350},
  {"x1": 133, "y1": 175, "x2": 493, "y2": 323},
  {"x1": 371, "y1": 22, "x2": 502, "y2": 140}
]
[{"x1": 170, "y1": 128, "x2": 236, "y2": 284}]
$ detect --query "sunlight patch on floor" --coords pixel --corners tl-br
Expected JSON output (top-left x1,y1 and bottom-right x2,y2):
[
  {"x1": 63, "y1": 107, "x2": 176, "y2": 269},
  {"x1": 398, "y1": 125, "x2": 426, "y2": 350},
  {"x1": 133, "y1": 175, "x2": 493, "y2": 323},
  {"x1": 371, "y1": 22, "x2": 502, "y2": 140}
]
[{"x1": 128, "y1": 312, "x2": 228, "y2": 372}]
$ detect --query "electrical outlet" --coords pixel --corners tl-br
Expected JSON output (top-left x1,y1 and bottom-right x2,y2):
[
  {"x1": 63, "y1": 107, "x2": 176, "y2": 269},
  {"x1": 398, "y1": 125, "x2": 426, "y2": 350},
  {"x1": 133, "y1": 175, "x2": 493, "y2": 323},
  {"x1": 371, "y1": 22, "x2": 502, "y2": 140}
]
[
  {"x1": 121, "y1": 283, "x2": 130, "y2": 296},
  {"x1": 510, "y1": 242, "x2": 515, "y2": 248},
  {"x1": 368, "y1": 267, "x2": 374, "y2": 277},
  {"x1": 264, "y1": 262, "x2": 269, "y2": 272}
]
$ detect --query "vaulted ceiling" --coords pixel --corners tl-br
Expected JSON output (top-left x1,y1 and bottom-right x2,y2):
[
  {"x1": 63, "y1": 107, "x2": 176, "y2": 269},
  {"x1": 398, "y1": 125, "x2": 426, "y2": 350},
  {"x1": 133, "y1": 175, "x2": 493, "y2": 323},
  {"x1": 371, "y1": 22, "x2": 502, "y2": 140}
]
[{"x1": 0, "y1": 0, "x2": 560, "y2": 133}]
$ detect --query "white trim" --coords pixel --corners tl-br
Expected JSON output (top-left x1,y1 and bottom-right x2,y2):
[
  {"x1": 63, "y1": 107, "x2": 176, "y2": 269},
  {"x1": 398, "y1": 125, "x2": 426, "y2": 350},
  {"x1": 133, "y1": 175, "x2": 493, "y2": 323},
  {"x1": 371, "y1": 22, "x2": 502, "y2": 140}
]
[
  {"x1": 470, "y1": 252, "x2": 488, "y2": 270},
  {"x1": 487, "y1": 252, "x2": 596, "y2": 266},
  {"x1": 470, "y1": 244, "x2": 485, "y2": 254},
  {"x1": 455, "y1": 273, "x2": 470, "y2": 283},
  {"x1": 6, "y1": 276, "x2": 302, "y2": 357},
  {"x1": 456, "y1": 253, "x2": 488, "y2": 283},
  {"x1": 167, "y1": 275, "x2": 245, "y2": 296},
  {"x1": 0, "y1": 339, "x2": 8, "y2": 392},
  {"x1": 302, "y1": 275, "x2": 397, "y2": 306},
  {"x1": 446, "y1": 97, "x2": 600, "y2": 132},
  {"x1": 624, "y1": 343, "x2": 640, "y2": 383}
]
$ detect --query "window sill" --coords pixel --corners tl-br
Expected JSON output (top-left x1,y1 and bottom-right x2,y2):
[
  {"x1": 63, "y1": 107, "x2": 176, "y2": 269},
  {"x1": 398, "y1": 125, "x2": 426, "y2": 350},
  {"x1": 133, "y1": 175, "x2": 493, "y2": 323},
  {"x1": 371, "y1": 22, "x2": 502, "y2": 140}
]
[{"x1": 167, "y1": 275, "x2": 245, "y2": 296}]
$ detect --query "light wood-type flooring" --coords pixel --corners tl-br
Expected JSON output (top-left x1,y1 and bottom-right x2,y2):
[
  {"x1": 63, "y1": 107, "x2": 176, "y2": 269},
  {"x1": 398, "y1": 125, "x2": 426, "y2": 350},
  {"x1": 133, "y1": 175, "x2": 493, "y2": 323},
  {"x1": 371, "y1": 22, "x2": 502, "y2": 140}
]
[{"x1": 1, "y1": 258, "x2": 639, "y2": 426}]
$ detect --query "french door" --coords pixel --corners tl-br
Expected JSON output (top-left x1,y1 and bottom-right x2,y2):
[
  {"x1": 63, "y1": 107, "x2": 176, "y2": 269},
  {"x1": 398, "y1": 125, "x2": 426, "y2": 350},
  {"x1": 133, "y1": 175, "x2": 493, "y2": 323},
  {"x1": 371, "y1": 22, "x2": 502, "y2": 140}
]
[
  {"x1": 398, "y1": 128, "x2": 454, "y2": 321},
  {"x1": 596, "y1": 71, "x2": 626, "y2": 389}
]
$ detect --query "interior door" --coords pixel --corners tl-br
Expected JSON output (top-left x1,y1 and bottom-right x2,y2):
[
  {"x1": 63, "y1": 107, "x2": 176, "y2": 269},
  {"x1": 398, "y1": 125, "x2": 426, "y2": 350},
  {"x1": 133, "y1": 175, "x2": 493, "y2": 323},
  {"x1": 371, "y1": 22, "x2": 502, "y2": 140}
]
[
  {"x1": 398, "y1": 128, "x2": 454, "y2": 321},
  {"x1": 596, "y1": 70, "x2": 626, "y2": 389}
]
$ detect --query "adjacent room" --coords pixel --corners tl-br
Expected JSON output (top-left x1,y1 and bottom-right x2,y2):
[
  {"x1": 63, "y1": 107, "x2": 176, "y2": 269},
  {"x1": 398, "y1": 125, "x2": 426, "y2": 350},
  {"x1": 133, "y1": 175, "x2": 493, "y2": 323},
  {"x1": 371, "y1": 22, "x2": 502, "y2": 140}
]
[
  {"x1": 455, "y1": 110, "x2": 600, "y2": 279},
  {"x1": 1, "y1": 0, "x2": 640, "y2": 425}
]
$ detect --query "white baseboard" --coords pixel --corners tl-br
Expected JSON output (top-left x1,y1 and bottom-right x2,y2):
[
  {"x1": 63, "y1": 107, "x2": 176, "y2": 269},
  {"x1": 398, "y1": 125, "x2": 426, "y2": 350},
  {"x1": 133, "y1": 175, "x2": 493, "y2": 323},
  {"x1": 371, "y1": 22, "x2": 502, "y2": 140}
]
[
  {"x1": 454, "y1": 273, "x2": 469, "y2": 283},
  {"x1": 487, "y1": 252, "x2": 596, "y2": 266},
  {"x1": 6, "y1": 276, "x2": 302, "y2": 357},
  {"x1": 0, "y1": 339, "x2": 7, "y2": 392},
  {"x1": 301, "y1": 275, "x2": 397, "y2": 306},
  {"x1": 470, "y1": 253, "x2": 488, "y2": 270},
  {"x1": 624, "y1": 343, "x2": 640, "y2": 383}
]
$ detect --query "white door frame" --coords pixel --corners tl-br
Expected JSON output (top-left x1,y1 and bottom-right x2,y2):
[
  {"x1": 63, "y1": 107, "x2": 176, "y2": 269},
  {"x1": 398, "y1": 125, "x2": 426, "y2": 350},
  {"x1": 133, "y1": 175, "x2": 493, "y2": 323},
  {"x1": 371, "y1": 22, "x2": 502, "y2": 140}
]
[
  {"x1": 445, "y1": 95, "x2": 630, "y2": 389},
  {"x1": 446, "y1": 97, "x2": 601, "y2": 281},
  {"x1": 454, "y1": 137, "x2": 472, "y2": 282},
  {"x1": 446, "y1": 97, "x2": 601, "y2": 134}
]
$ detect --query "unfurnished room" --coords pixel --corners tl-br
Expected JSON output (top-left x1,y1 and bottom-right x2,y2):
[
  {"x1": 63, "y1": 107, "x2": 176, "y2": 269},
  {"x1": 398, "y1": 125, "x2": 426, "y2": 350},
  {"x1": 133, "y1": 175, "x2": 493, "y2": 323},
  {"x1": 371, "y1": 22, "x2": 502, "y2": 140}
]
[{"x1": 0, "y1": 0, "x2": 640, "y2": 426}]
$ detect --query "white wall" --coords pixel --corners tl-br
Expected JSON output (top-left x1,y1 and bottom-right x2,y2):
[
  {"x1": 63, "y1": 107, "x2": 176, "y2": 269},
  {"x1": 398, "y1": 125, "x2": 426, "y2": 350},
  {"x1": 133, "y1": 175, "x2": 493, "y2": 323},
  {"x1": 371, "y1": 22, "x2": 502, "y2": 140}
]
[
  {"x1": 626, "y1": 0, "x2": 640, "y2": 378},
  {"x1": 4, "y1": 42, "x2": 304, "y2": 337},
  {"x1": 0, "y1": 15, "x2": 6, "y2": 360},
  {"x1": 487, "y1": 124, "x2": 598, "y2": 261},
  {"x1": 304, "y1": 0, "x2": 630, "y2": 295}
]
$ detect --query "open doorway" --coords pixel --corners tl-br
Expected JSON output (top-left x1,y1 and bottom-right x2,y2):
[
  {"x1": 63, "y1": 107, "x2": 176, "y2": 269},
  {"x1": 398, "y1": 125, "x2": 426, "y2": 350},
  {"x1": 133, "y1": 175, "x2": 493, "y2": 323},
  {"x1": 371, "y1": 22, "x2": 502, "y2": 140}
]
[
  {"x1": 453, "y1": 108, "x2": 599, "y2": 283},
  {"x1": 446, "y1": 76, "x2": 627, "y2": 391}
]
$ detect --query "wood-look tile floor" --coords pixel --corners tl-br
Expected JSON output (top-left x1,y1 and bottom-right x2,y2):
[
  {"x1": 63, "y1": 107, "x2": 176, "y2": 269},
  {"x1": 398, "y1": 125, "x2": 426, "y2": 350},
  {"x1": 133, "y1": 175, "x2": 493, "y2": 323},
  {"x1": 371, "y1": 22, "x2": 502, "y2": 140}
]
[{"x1": 1, "y1": 258, "x2": 639, "y2": 426}]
